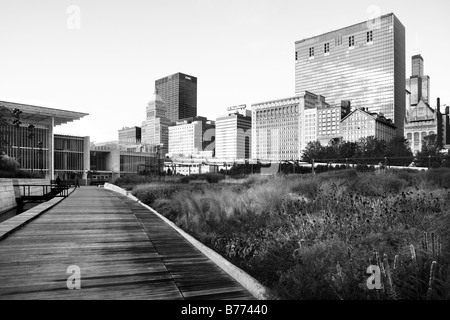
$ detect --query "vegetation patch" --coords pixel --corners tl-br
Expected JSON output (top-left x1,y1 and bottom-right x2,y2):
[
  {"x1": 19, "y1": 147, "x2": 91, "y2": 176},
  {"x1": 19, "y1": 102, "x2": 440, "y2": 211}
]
[{"x1": 130, "y1": 169, "x2": 450, "y2": 299}]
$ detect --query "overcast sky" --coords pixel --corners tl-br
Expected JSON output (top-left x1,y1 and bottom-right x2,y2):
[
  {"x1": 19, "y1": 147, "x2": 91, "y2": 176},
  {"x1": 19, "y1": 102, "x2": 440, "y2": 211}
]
[{"x1": 1, "y1": 0, "x2": 449, "y2": 143}]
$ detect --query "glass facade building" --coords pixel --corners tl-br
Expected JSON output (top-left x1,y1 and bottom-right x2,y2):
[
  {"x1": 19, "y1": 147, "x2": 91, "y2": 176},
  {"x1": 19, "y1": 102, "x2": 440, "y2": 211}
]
[
  {"x1": 118, "y1": 126, "x2": 141, "y2": 146},
  {"x1": 0, "y1": 100, "x2": 88, "y2": 179},
  {"x1": 295, "y1": 13, "x2": 405, "y2": 135},
  {"x1": 54, "y1": 134, "x2": 90, "y2": 179},
  {"x1": 155, "y1": 73, "x2": 197, "y2": 122}
]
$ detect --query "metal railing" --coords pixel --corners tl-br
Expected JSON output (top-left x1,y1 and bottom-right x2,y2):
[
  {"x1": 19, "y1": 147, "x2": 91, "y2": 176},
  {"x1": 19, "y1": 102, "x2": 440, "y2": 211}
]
[{"x1": 19, "y1": 184, "x2": 71, "y2": 200}]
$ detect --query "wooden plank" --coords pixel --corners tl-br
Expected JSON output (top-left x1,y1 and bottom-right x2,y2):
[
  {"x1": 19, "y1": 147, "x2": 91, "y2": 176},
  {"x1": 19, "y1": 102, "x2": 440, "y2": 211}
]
[{"x1": 0, "y1": 187, "x2": 255, "y2": 300}]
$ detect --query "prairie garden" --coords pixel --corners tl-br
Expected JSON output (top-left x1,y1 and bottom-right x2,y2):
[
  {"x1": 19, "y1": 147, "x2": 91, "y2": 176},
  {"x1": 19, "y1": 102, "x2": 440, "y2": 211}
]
[{"x1": 114, "y1": 168, "x2": 450, "y2": 300}]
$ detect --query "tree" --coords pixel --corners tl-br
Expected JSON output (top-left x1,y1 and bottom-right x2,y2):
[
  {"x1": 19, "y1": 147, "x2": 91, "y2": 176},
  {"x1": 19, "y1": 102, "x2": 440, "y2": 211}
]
[
  {"x1": 301, "y1": 141, "x2": 326, "y2": 162},
  {"x1": 356, "y1": 136, "x2": 386, "y2": 163},
  {"x1": 416, "y1": 134, "x2": 444, "y2": 167},
  {"x1": 325, "y1": 138, "x2": 358, "y2": 160},
  {"x1": 385, "y1": 136, "x2": 414, "y2": 166}
]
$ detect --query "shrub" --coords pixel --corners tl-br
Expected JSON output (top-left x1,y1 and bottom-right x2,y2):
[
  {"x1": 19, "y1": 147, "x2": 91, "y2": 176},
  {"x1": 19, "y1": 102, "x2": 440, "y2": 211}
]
[
  {"x1": 425, "y1": 168, "x2": 450, "y2": 189},
  {"x1": 347, "y1": 173, "x2": 407, "y2": 196},
  {"x1": 318, "y1": 169, "x2": 358, "y2": 181},
  {"x1": 0, "y1": 154, "x2": 41, "y2": 178},
  {"x1": 131, "y1": 183, "x2": 182, "y2": 205},
  {"x1": 289, "y1": 176, "x2": 319, "y2": 200}
]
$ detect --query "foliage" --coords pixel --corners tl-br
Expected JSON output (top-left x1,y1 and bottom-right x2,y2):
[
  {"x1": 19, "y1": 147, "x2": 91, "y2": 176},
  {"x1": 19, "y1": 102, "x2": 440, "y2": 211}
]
[
  {"x1": 132, "y1": 170, "x2": 450, "y2": 299},
  {"x1": 180, "y1": 173, "x2": 226, "y2": 184},
  {"x1": 113, "y1": 173, "x2": 181, "y2": 188},
  {"x1": 416, "y1": 134, "x2": 445, "y2": 167},
  {"x1": 301, "y1": 141, "x2": 327, "y2": 162},
  {"x1": 385, "y1": 136, "x2": 414, "y2": 166},
  {"x1": 0, "y1": 154, "x2": 40, "y2": 178},
  {"x1": 301, "y1": 136, "x2": 415, "y2": 166}
]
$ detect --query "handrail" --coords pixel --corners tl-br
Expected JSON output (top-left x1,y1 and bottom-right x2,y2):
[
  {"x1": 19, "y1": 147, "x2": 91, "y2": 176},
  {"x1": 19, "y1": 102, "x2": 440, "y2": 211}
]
[{"x1": 19, "y1": 184, "x2": 71, "y2": 199}]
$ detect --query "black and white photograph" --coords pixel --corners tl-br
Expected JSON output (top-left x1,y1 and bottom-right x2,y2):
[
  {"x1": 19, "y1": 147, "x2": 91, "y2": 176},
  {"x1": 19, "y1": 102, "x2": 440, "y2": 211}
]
[{"x1": 0, "y1": 0, "x2": 449, "y2": 314}]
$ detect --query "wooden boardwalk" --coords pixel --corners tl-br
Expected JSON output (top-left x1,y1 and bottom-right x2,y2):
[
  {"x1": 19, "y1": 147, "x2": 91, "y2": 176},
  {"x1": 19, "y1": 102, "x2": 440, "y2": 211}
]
[{"x1": 0, "y1": 187, "x2": 255, "y2": 300}]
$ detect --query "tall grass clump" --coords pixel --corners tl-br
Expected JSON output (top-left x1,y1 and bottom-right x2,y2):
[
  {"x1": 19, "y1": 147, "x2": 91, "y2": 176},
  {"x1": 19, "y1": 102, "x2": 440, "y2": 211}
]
[
  {"x1": 424, "y1": 168, "x2": 450, "y2": 189},
  {"x1": 131, "y1": 170, "x2": 450, "y2": 299}
]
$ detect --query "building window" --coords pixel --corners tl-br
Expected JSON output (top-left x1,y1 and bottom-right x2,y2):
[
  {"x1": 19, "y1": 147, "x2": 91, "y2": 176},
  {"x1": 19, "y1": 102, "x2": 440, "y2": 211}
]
[
  {"x1": 295, "y1": 51, "x2": 298, "y2": 61},
  {"x1": 335, "y1": 35, "x2": 342, "y2": 46},
  {"x1": 349, "y1": 36, "x2": 354, "y2": 47},
  {"x1": 367, "y1": 31, "x2": 373, "y2": 42},
  {"x1": 309, "y1": 47, "x2": 314, "y2": 57},
  {"x1": 324, "y1": 43, "x2": 329, "y2": 53}
]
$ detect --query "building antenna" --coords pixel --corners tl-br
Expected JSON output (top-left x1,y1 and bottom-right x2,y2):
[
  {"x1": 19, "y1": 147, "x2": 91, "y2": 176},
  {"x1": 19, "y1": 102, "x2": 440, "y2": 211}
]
[{"x1": 415, "y1": 33, "x2": 421, "y2": 54}]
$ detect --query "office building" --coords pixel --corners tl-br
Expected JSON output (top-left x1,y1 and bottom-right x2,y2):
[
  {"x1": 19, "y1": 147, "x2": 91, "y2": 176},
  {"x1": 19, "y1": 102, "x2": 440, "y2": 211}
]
[
  {"x1": 168, "y1": 116, "x2": 215, "y2": 158},
  {"x1": 299, "y1": 94, "x2": 331, "y2": 152},
  {"x1": 406, "y1": 55, "x2": 430, "y2": 105},
  {"x1": 119, "y1": 126, "x2": 141, "y2": 146},
  {"x1": 141, "y1": 89, "x2": 173, "y2": 156},
  {"x1": 215, "y1": 105, "x2": 252, "y2": 160},
  {"x1": 295, "y1": 13, "x2": 406, "y2": 135},
  {"x1": 317, "y1": 101, "x2": 352, "y2": 145},
  {"x1": 341, "y1": 107, "x2": 396, "y2": 143},
  {"x1": 0, "y1": 100, "x2": 88, "y2": 179},
  {"x1": 252, "y1": 91, "x2": 326, "y2": 161},
  {"x1": 155, "y1": 72, "x2": 197, "y2": 122}
]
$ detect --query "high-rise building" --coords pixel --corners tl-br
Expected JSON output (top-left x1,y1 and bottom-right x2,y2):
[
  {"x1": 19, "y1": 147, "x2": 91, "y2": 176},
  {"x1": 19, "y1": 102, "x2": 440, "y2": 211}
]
[
  {"x1": 404, "y1": 55, "x2": 444, "y2": 154},
  {"x1": 168, "y1": 116, "x2": 215, "y2": 158},
  {"x1": 118, "y1": 127, "x2": 141, "y2": 146},
  {"x1": 155, "y1": 72, "x2": 197, "y2": 122},
  {"x1": 252, "y1": 91, "x2": 327, "y2": 161},
  {"x1": 295, "y1": 13, "x2": 405, "y2": 135},
  {"x1": 215, "y1": 105, "x2": 252, "y2": 160},
  {"x1": 141, "y1": 90, "x2": 173, "y2": 155},
  {"x1": 406, "y1": 55, "x2": 430, "y2": 106}
]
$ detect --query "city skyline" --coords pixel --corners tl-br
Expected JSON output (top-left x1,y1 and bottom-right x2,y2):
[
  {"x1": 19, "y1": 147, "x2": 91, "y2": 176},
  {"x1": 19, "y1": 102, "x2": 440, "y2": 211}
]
[{"x1": 1, "y1": 0, "x2": 449, "y2": 143}]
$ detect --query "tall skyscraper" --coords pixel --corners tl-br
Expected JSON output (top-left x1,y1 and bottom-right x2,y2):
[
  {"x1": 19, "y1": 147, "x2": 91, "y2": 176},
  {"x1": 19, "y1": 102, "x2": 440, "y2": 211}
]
[
  {"x1": 404, "y1": 55, "x2": 442, "y2": 154},
  {"x1": 141, "y1": 89, "x2": 173, "y2": 155},
  {"x1": 406, "y1": 54, "x2": 430, "y2": 105},
  {"x1": 155, "y1": 72, "x2": 197, "y2": 122},
  {"x1": 295, "y1": 13, "x2": 405, "y2": 135}
]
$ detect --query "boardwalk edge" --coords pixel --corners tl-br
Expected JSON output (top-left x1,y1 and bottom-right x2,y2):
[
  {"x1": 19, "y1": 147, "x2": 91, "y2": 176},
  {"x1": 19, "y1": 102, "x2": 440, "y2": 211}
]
[
  {"x1": 0, "y1": 187, "x2": 76, "y2": 241},
  {"x1": 104, "y1": 183, "x2": 270, "y2": 300}
]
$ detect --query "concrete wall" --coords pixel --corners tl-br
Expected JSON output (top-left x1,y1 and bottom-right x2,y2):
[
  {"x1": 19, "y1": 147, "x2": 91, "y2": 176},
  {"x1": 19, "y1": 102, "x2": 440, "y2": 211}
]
[
  {"x1": 0, "y1": 180, "x2": 16, "y2": 214},
  {"x1": 0, "y1": 178, "x2": 50, "y2": 213}
]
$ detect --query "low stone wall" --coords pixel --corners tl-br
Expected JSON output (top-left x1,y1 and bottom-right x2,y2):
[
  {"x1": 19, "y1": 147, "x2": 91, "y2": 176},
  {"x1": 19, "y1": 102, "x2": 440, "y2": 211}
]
[
  {"x1": 0, "y1": 180, "x2": 16, "y2": 214},
  {"x1": 104, "y1": 183, "x2": 128, "y2": 196},
  {"x1": 0, "y1": 178, "x2": 50, "y2": 214}
]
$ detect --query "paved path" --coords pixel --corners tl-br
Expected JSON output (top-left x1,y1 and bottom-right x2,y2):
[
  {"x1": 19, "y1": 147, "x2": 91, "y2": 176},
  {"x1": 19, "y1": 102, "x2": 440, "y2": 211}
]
[{"x1": 0, "y1": 187, "x2": 255, "y2": 300}]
